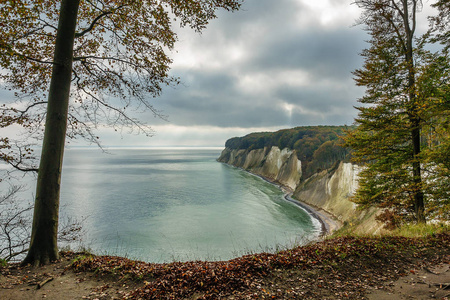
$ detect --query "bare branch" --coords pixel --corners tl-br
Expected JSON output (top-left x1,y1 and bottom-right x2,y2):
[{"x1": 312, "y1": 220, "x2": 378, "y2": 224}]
[
  {"x1": 0, "y1": 101, "x2": 48, "y2": 119},
  {"x1": 6, "y1": 161, "x2": 39, "y2": 173},
  {"x1": 75, "y1": 5, "x2": 126, "y2": 38}
]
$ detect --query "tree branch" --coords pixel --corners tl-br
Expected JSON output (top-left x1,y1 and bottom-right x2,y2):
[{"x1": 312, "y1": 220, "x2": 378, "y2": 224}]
[{"x1": 75, "y1": 5, "x2": 126, "y2": 38}]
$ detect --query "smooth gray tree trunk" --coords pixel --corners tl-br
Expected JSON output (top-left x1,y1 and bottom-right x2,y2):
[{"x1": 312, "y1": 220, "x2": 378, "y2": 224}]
[{"x1": 22, "y1": 0, "x2": 80, "y2": 266}]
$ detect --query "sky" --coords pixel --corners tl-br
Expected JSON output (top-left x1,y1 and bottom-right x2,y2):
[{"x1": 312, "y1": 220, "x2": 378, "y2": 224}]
[
  {"x1": 108, "y1": 0, "x2": 368, "y2": 147},
  {"x1": 0, "y1": 0, "x2": 437, "y2": 148}
]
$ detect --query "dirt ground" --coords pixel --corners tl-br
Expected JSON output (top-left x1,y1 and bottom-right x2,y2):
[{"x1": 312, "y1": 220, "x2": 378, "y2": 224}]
[
  {"x1": 0, "y1": 253, "x2": 137, "y2": 299},
  {"x1": 366, "y1": 263, "x2": 449, "y2": 300},
  {"x1": 1, "y1": 235, "x2": 449, "y2": 299}
]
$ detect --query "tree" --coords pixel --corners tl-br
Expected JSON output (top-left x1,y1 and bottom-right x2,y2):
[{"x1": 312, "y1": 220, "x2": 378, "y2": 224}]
[
  {"x1": 345, "y1": 0, "x2": 450, "y2": 227},
  {"x1": 1, "y1": 0, "x2": 241, "y2": 266},
  {"x1": 422, "y1": 0, "x2": 450, "y2": 220}
]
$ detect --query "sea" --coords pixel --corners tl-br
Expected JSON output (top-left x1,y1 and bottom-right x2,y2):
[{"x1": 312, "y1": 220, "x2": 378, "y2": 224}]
[{"x1": 24, "y1": 147, "x2": 321, "y2": 263}]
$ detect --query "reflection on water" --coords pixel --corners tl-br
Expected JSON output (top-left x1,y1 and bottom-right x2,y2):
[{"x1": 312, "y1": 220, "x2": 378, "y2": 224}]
[{"x1": 42, "y1": 148, "x2": 320, "y2": 262}]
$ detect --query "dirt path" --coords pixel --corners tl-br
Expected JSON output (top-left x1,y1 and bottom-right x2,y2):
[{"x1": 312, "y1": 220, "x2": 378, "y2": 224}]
[
  {"x1": 0, "y1": 253, "x2": 140, "y2": 300},
  {"x1": 366, "y1": 262, "x2": 450, "y2": 300}
]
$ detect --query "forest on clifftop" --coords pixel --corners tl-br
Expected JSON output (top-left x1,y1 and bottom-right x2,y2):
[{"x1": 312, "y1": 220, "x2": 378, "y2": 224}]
[{"x1": 224, "y1": 126, "x2": 352, "y2": 179}]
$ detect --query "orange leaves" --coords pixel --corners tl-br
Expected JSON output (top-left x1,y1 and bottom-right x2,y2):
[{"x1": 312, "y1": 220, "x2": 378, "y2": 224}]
[{"x1": 68, "y1": 233, "x2": 450, "y2": 299}]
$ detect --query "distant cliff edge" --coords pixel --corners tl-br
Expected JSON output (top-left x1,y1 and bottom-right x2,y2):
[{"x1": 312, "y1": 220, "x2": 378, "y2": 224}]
[{"x1": 218, "y1": 126, "x2": 383, "y2": 235}]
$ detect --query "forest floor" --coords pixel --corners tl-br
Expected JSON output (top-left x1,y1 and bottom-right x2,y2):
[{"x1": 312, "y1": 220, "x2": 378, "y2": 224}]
[{"x1": 0, "y1": 233, "x2": 449, "y2": 299}]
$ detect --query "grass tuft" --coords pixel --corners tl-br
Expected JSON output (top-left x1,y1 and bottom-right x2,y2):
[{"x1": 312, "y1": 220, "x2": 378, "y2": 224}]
[
  {"x1": 0, "y1": 258, "x2": 7, "y2": 268},
  {"x1": 389, "y1": 222, "x2": 450, "y2": 238}
]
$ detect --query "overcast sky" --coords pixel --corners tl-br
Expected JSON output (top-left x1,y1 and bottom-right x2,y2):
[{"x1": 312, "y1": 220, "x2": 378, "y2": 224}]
[
  {"x1": 0, "y1": 0, "x2": 436, "y2": 148},
  {"x1": 130, "y1": 0, "x2": 367, "y2": 147}
]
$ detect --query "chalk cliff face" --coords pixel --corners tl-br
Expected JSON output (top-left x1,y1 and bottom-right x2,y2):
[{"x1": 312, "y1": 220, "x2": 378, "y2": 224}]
[
  {"x1": 218, "y1": 146, "x2": 302, "y2": 190},
  {"x1": 218, "y1": 146, "x2": 383, "y2": 234},
  {"x1": 294, "y1": 163, "x2": 360, "y2": 219},
  {"x1": 294, "y1": 162, "x2": 382, "y2": 234}
]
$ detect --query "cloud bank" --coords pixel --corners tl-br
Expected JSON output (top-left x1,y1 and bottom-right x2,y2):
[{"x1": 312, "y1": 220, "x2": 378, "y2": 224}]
[{"x1": 142, "y1": 0, "x2": 368, "y2": 146}]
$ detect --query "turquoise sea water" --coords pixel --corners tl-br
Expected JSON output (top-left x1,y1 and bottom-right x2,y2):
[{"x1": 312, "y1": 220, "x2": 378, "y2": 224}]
[{"x1": 54, "y1": 148, "x2": 320, "y2": 263}]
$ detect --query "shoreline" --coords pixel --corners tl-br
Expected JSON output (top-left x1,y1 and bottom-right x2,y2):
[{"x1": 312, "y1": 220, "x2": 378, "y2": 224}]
[
  {"x1": 223, "y1": 162, "x2": 341, "y2": 237},
  {"x1": 283, "y1": 193, "x2": 341, "y2": 237}
]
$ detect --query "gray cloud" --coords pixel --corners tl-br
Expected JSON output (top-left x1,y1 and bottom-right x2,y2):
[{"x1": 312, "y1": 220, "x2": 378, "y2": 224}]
[
  {"x1": 249, "y1": 28, "x2": 367, "y2": 79},
  {"x1": 147, "y1": 0, "x2": 368, "y2": 135},
  {"x1": 0, "y1": 87, "x2": 15, "y2": 103}
]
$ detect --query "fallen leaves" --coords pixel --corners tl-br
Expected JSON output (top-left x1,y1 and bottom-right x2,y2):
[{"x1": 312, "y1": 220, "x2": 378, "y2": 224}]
[{"x1": 67, "y1": 233, "x2": 450, "y2": 299}]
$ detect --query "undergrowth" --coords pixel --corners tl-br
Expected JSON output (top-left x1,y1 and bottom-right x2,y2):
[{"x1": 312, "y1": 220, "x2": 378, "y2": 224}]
[{"x1": 389, "y1": 222, "x2": 450, "y2": 238}]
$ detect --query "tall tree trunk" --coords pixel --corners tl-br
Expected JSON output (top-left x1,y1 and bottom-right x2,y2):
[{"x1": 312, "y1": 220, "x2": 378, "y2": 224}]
[
  {"x1": 22, "y1": 0, "x2": 80, "y2": 266},
  {"x1": 401, "y1": 0, "x2": 426, "y2": 224},
  {"x1": 411, "y1": 123, "x2": 426, "y2": 223},
  {"x1": 409, "y1": 67, "x2": 426, "y2": 224}
]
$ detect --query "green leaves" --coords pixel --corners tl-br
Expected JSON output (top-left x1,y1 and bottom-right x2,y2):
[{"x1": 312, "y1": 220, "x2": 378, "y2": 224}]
[{"x1": 346, "y1": 0, "x2": 450, "y2": 226}]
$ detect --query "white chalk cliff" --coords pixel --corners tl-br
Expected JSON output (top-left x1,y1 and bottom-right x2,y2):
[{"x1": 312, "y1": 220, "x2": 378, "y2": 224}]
[{"x1": 218, "y1": 146, "x2": 302, "y2": 190}]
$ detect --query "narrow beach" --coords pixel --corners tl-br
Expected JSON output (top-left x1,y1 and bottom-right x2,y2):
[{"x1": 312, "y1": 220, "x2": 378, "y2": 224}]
[
  {"x1": 235, "y1": 164, "x2": 342, "y2": 237},
  {"x1": 284, "y1": 193, "x2": 341, "y2": 236}
]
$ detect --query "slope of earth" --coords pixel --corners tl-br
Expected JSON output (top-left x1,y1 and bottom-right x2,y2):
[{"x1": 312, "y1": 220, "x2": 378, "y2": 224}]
[{"x1": 1, "y1": 233, "x2": 449, "y2": 299}]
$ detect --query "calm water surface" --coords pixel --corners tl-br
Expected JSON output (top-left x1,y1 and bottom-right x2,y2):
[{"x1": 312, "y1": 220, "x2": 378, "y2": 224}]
[{"x1": 57, "y1": 148, "x2": 320, "y2": 263}]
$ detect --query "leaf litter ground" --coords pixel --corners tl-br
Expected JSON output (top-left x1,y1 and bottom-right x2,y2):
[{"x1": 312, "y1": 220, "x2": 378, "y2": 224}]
[{"x1": 1, "y1": 233, "x2": 449, "y2": 299}]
